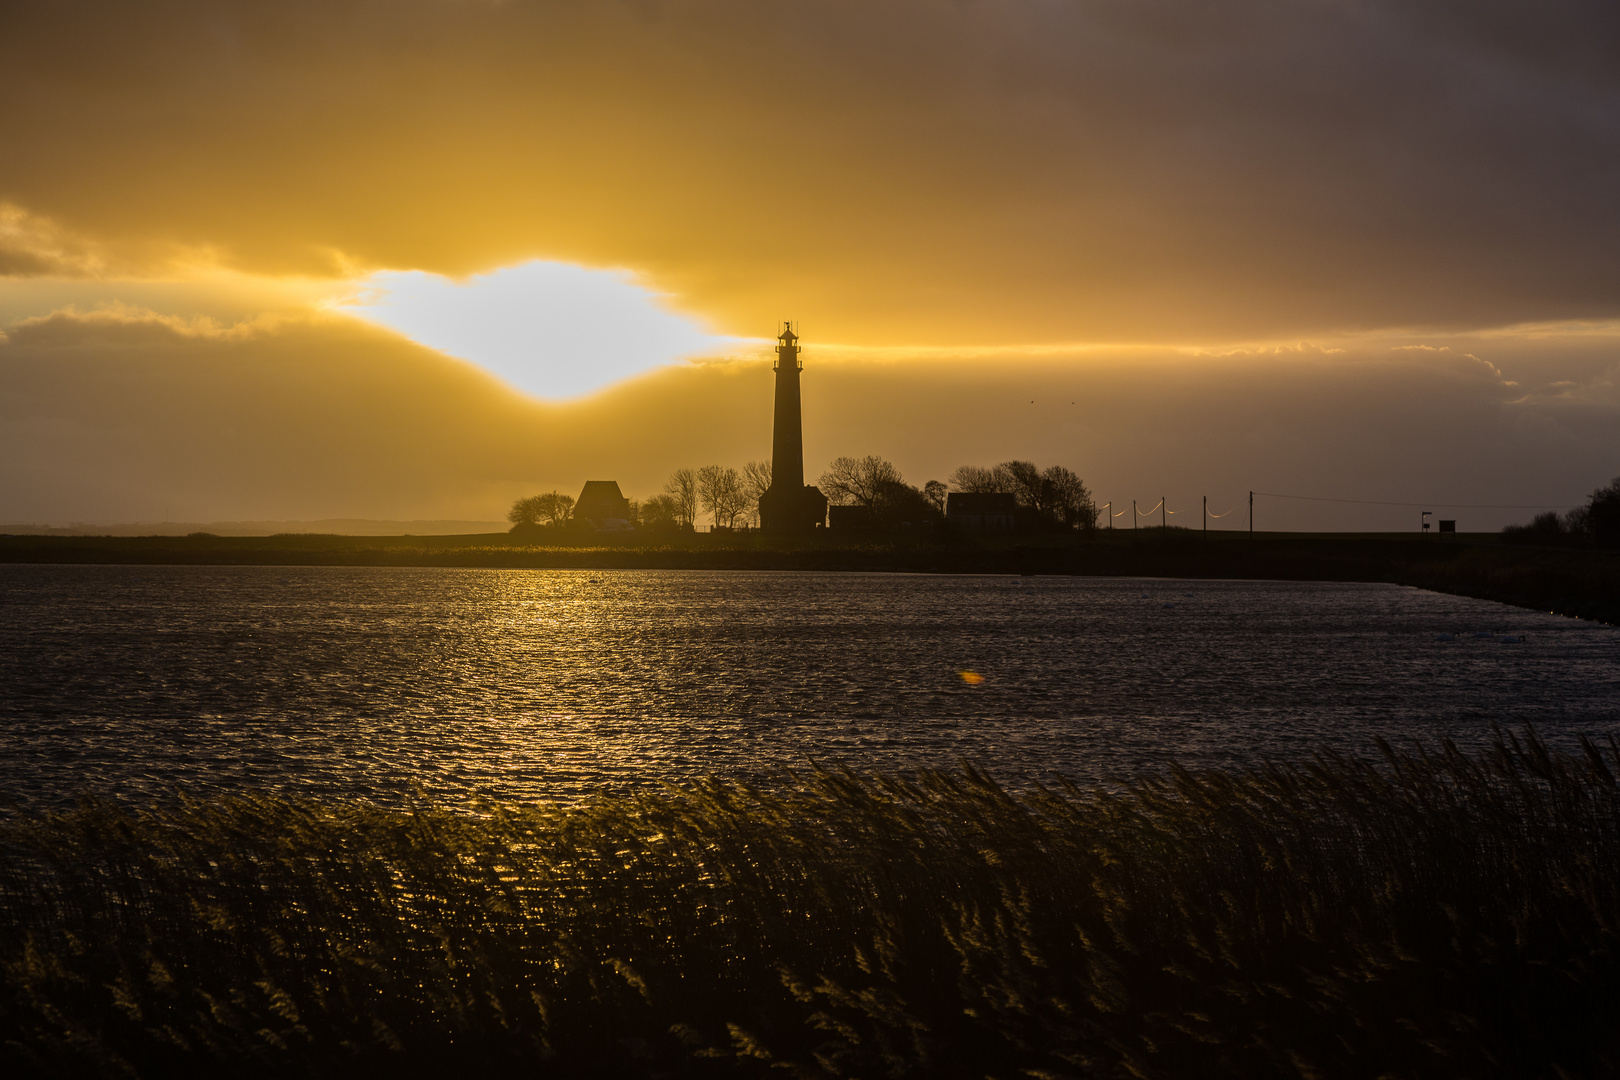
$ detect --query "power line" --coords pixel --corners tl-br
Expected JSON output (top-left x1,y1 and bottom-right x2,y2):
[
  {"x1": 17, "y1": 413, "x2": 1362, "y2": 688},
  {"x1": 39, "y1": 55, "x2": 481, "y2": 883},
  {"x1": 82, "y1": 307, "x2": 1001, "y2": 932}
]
[{"x1": 1252, "y1": 491, "x2": 1581, "y2": 510}]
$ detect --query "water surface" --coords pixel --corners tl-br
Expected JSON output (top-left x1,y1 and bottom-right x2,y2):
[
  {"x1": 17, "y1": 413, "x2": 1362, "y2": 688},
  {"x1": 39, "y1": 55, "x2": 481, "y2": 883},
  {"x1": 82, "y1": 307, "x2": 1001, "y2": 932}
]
[{"x1": 1, "y1": 566, "x2": 1615, "y2": 807}]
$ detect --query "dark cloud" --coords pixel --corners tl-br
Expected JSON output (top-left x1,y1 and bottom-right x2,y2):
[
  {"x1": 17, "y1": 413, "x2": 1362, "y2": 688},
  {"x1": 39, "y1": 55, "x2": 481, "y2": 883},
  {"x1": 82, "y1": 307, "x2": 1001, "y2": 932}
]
[{"x1": 1, "y1": 1, "x2": 1617, "y2": 342}]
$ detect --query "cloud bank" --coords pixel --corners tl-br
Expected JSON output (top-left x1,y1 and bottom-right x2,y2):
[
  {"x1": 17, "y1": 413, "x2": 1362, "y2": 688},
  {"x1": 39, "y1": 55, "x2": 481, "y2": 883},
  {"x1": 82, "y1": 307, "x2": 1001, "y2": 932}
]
[
  {"x1": 2, "y1": 310, "x2": 1615, "y2": 530},
  {"x1": 2, "y1": 0, "x2": 1618, "y2": 343}
]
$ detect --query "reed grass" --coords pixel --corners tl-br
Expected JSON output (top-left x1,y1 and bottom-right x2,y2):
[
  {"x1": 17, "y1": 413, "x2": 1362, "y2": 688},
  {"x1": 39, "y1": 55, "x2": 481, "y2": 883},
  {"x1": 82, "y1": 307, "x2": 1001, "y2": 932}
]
[{"x1": 3, "y1": 729, "x2": 1618, "y2": 1078}]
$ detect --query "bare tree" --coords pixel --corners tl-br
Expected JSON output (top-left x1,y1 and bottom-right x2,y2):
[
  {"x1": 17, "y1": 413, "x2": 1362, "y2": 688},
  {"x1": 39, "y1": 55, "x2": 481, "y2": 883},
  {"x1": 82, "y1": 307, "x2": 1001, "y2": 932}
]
[
  {"x1": 741, "y1": 460, "x2": 773, "y2": 528},
  {"x1": 719, "y1": 472, "x2": 752, "y2": 528},
  {"x1": 949, "y1": 464, "x2": 1014, "y2": 493},
  {"x1": 819, "y1": 455, "x2": 904, "y2": 509},
  {"x1": 923, "y1": 480, "x2": 948, "y2": 514},
  {"x1": 698, "y1": 465, "x2": 750, "y2": 529},
  {"x1": 539, "y1": 492, "x2": 574, "y2": 526},
  {"x1": 663, "y1": 468, "x2": 698, "y2": 529},
  {"x1": 999, "y1": 460, "x2": 1046, "y2": 511},
  {"x1": 743, "y1": 460, "x2": 772, "y2": 500}
]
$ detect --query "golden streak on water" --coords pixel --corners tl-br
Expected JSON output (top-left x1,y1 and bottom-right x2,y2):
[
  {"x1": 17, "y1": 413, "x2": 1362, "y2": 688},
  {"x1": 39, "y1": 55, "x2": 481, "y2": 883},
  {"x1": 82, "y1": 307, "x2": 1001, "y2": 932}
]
[{"x1": 0, "y1": 567, "x2": 1609, "y2": 810}]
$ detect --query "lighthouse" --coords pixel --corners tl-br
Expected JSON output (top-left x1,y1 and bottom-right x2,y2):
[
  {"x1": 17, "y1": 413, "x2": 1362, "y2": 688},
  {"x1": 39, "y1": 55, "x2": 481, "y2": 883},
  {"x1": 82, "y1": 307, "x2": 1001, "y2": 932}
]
[{"x1": 758, "y1": 322, "x2": 828, "y2": 530}]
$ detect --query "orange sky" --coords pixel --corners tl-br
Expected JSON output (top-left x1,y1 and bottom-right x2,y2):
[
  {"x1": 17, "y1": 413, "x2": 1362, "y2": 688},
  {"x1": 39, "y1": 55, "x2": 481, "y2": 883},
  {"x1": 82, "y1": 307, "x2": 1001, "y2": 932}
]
[{"x1": 2, "y1": 1, "x2": 1617, "y2": 529}]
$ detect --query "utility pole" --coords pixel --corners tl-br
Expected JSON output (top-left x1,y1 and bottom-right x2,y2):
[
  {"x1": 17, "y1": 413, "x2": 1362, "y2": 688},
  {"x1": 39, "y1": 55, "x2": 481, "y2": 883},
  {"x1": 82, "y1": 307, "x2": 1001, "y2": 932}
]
[
  {"x1": 1161, "y1": 497, "x2": 1166, "y2": 531},
  {"x1": 1249, "y1": 491, "x2": 1254, "y2": 535},
  {"x1": 1203, "y1": 495, "x2": 1207, "y2": 535},
  {"x1": 1104, "y1": 501, "x2": 1111, "y2": 531},
  {"x1": 1133, "y1": 499, "x2": 1137, "y2": 531}
]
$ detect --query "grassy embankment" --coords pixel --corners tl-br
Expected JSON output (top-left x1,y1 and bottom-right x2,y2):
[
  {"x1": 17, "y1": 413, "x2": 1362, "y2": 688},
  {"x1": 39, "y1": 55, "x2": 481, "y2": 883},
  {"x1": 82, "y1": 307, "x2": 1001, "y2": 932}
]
[
  {"x1": 2, "y1": 730, "x2": 1617, "y2": 1078},
  {"x1": 4, "y1": 529, "x2": 1618, "y2": 623}
]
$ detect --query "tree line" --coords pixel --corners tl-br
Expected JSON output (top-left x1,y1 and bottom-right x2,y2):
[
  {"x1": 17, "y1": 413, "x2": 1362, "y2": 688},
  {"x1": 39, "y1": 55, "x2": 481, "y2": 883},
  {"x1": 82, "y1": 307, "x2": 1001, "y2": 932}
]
[
  {"x1": 508, "y1": 456, "x2": 1098, "y2": 532},
  {"x1": 817, "y1": 456, "x2": 1098, "y2": 531},
  {"x1": 508, "y1": 462, "x2": 774, "y2": 533},
  {"x1": 637, "y1": 463, "x2": 775, "y2": 531},
  {"x1": 1503, "y1": 475, "x2": 1620, "y2": 546}
]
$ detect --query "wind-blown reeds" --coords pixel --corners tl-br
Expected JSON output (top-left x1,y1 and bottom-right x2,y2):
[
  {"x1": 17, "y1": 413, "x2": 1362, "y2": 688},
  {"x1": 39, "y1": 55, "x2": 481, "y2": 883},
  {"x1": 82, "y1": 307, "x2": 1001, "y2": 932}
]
[{"x1": 3, "y1": 729, "x2": 1618, "y2": 1078}]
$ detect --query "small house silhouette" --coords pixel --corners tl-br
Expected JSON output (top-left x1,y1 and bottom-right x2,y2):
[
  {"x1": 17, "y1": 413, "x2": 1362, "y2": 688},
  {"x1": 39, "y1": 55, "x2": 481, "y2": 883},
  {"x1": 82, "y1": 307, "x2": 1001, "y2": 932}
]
[{"x1": 575, "y1": 480, "x2": 632, "y2": 531}]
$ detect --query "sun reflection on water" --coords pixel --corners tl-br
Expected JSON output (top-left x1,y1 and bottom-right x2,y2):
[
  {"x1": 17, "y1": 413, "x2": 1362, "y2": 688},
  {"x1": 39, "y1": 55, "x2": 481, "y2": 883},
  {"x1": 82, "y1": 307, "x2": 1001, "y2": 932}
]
[{"x1": 0, "y1": 566, "x2": 1616, "y2": 810}]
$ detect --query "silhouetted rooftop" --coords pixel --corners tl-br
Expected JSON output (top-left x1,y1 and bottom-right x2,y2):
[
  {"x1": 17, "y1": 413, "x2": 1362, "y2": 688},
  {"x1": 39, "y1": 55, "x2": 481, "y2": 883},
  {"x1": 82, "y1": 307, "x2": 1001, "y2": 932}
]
[{"x1": 576, "y1": 480, "x2": 630, "y2": 525}]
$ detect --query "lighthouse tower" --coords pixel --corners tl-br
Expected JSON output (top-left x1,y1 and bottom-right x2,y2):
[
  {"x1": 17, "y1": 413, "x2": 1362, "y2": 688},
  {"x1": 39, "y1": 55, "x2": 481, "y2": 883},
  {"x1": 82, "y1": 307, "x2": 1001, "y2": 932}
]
[{"x1": 758, "y1": 322, "x2": 828, "y2": 531}]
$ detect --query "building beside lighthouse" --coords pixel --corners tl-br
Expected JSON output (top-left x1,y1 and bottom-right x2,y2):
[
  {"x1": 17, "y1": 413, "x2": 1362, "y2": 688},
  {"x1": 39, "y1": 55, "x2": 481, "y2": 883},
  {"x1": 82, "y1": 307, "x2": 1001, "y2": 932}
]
[{"x1": 757, "y1": 323, "x2": 829, "y2": 531}]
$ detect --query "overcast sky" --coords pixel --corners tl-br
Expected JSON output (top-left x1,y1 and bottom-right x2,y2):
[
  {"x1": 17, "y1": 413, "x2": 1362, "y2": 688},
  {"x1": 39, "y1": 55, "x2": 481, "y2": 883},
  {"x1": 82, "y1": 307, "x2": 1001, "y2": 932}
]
[{"x1": 2, "y1": 0, "x2": 1617, "y2": 528}]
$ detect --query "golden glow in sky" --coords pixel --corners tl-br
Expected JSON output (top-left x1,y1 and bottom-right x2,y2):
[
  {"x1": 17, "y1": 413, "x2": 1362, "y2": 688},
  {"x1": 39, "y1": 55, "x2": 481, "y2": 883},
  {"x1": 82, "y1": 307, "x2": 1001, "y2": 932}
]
[
  {"x1": 2, "y1": 1, "x2": 1618, "y2": 528},
  {"x1": 338, "y1": 262, "x2": 749, "y2": 400}
]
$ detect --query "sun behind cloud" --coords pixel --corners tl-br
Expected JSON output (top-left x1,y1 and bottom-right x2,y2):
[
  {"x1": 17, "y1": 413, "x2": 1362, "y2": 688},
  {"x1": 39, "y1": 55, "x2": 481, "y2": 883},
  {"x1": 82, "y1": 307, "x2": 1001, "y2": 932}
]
[{"x1": 337, "y1": 261, "x2": 755, "y2": 400}]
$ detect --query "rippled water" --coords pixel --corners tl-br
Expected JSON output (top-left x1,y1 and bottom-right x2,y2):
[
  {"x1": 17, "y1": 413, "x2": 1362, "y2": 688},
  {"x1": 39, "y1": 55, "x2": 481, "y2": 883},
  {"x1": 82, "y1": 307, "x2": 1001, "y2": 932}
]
[{"x1": 1, "y1": 565, "x2": 1616, "y2": 807}]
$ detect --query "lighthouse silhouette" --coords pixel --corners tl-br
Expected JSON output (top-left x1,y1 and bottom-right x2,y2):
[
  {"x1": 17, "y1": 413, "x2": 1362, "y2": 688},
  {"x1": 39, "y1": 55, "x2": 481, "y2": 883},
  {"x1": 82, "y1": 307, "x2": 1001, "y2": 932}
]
[{"x1": 757, "y1": 322, "x2": 828, "y2": 530}]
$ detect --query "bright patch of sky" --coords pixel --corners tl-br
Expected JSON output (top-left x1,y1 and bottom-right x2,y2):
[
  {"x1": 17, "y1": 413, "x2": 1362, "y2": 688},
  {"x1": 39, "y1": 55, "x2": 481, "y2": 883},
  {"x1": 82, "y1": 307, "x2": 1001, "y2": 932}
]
[{"x1": 338, "y1": 260, "x2": 746, "y2": 399}]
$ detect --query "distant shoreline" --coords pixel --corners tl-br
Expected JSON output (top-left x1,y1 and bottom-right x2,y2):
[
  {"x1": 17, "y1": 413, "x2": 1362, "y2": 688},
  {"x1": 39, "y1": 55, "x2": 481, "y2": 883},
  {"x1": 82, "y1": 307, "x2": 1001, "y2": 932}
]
[
  {"x1": 4, "y1": 530, "x2": 1617, "y2": 625},
  {"x1": 0, "y1": 519, "x2": 508, "y2": 538}
]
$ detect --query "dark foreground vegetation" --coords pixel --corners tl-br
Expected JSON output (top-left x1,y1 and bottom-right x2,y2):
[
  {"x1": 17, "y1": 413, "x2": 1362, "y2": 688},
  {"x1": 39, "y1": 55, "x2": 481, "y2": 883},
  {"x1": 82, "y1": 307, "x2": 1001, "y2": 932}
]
[
  {"x1": 5, "y1": 529, "x2": 1620, "y2": 624},
  {"x1": 4, "y1": 731, "x2": 1619, "y2": 1078}
]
